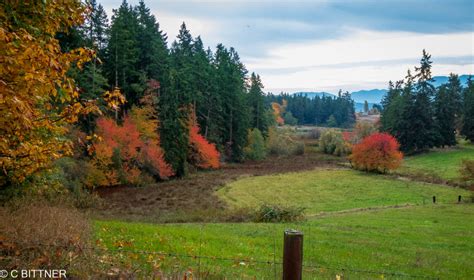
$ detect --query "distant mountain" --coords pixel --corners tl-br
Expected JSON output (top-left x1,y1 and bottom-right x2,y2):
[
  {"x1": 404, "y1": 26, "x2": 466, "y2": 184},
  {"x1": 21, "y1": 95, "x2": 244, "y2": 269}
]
[
  {"x1": 431, "y1": 75, "x2": 470, "y2": 88},
  {"x1": 291, "y1": 74, "x2": 471, "y2": 107},
  {"x1": 350, "y1": 89, "x2": 387, "y2": 104},
  {"x1": 293, "y1": 92, "x2": 335, "y2": 99}
]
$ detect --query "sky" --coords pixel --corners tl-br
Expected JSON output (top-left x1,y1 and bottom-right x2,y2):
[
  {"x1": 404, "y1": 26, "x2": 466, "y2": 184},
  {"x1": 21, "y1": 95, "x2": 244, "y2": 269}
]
[{"x1": 101, "y1": 0, "x2": 474, "y2": 94}]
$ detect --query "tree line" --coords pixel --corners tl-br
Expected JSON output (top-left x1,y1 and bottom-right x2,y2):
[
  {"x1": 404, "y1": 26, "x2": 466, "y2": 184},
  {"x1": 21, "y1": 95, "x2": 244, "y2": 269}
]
[
  {"x1": 265, "y1": 92, "x2": 356, "y2": 127},
  {"x1": 380, "y1": 50, "x2": 474, "y2": 153},
  {"x1": 58, "y1": 0, "x2": 274, "y2": 177}
]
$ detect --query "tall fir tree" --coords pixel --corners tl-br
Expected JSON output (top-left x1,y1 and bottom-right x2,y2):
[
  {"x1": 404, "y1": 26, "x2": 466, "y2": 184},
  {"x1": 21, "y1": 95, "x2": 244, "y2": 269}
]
[
  {"x1": 394, "y1": 70, "x2": 418, "y2": 153},
  {"x1": 412, "y1": 49, "x2": 437, "y2": 152},
  {"x1": 461, "y1": 76, "x2": 474, "y2": 142},
  {"x1": 159, "y1": 23, "x2": 195, "y2": 176},
  {"x1": 434, "y1": 74, "x2": 462, "y2": 147},
  {"x1": 135, "y1": 0, "x2": 169, "y2": 84},
  {"x1": 105, "y1": 0, "x2": 142, "y2": 107},
  {"x1": 248, "y1": 72, "x2": 268, "y2": 134}
]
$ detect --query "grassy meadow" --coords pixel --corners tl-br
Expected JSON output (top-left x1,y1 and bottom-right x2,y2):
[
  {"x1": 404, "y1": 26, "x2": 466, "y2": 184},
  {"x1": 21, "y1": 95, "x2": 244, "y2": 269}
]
[
  {"x1": 217, "y1": 169, "x2": 470, "y2": 214},
  {"x1": 95, "y1": 204, "x2": 474, "y2": 279},
  {"x1": 398, "y1": 141, "x2": 474, "y2": 184},
  {"x1": 93, "y1": 147, "x2": 474, "y2": 279}
]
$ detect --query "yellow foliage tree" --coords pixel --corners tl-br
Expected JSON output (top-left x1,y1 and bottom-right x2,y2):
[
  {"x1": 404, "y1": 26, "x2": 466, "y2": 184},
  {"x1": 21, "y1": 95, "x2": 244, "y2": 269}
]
[
  {"x1": 271, "y1": 99, "x2": 287, "y2": 125},
  {"x1": 0, "y1": 1, "x2": 111, "y2": 185}
]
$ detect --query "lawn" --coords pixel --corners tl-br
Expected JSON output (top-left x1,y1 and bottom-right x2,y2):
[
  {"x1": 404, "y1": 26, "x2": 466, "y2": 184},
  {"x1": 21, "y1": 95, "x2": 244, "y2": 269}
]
[
  {"x1": 95, "y1": 204, "x2": 474, "y2": 279},
  {"x1": 399, "y1": 142, "x2": 474, "y2": 183},
  {"x1": 217, "y1": 169, "x2": 470, "y2": 215}
]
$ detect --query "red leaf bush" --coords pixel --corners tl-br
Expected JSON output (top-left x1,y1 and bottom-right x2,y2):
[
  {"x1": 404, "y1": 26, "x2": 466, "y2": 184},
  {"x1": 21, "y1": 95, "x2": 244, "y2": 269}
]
[
  {"x1": 92, "y1": 116, "x2": 173, "y2": 186},
  {"x1": 349, "y1": 133, "x2": 403, "y2": 173},
  {"x1": 188, "y1": 123, "x2": 220, "y2": 169}
]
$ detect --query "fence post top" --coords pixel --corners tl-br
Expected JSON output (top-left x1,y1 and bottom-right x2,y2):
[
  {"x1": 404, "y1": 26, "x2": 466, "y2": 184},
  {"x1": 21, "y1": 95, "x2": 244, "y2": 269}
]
[{"x1": 285, "y1": 229, "x2": 303, "y2": 236}]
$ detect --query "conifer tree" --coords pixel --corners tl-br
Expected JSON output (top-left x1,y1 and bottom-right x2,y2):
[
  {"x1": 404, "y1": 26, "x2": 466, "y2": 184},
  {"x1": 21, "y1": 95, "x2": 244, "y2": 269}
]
[
  {"x1": 105, "y1": 0, "x2": 142, "y2": 107},
  {"x1": 411, "y1": 49, "x2": 437, "y2": 151},
  {"x1": 461, "y1": 76, "x2": 474, "y2": 142},
  {"x1": 159, "y1": 22, "x2": 195, "y2": 176},
  {"x1": 248, "y1": 73, "x2": 268, "y2": 134},
  {"x1": 434, "y1": 74, "x2": 462, "y2": 147}
]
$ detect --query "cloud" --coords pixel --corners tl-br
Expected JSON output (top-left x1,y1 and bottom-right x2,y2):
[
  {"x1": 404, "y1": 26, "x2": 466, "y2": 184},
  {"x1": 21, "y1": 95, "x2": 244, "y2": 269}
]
[{"x1": 100, "y1": 0, "x2": 473, "y2": 92}]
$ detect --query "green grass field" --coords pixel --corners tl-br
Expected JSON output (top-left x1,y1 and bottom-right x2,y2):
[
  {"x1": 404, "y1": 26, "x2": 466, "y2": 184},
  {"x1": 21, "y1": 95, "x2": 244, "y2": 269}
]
[
  {"x1": 95, "y1": 204, "x2": 474, "y2": 279},
  {"x1": 399, "y1": 142, "x2": 474, "y2": 182},
  {"x1": 217, "y1": 169, "x2": 470, "y2": 214}
]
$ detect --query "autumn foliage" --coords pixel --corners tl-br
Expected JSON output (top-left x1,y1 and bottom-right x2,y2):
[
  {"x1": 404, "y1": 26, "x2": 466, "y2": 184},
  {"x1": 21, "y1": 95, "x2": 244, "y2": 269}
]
[
  {"x1": 0, "y1": 1, "x2": 101, "y2": 185},
  {"x1": 92, "y1": 115, "x2": 173, "y2": 186},
  {"x1": 349, "y1": 133, "x2": 403, "y2": 173},
  {"x1": 188, "y1": 123, "x2": 221, "y2": 169},
  {"x1": 271, "y1": 99, "x2": 287, "y2": 125}
]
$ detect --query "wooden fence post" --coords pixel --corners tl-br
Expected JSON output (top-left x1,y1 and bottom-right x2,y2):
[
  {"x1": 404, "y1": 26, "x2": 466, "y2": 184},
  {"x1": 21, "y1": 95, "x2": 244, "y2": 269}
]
[{"x1": 283, "y1": 229, "x2": 303, "y2": 280}]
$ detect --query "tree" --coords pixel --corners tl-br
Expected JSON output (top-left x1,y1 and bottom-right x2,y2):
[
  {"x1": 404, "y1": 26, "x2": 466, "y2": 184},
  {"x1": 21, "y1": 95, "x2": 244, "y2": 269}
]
[
  {"x1": 326, "y1": 115, "x2": 337, "y2": 127},
  {"x1": 244, "y1": 129, "x2": 266, "y2": 161},
  {"x1": 363, "y1": 100, "x2": 369, "y2": 113},
  {"x1": 283, "y1": 112, "x2": 298, "y2": 126},
  {"x1": 461, "y1": 76, "x2": 474, "y2": 142},
  {"x1": 248, "y1": 73, "x2": 268, "y2": 133},
  {"x1": 349, "y1": 133, "x2": 403, "y2": 173},
  {"x1": 213, "y1": 44, "x2": 249, "y2": 161},
  {"x1": 105, "y1": 0, "x2": 142, "y2": 107},
  {"x1": 159, "y1": 22, "x2": 194, "y2": 176},
  {"x1": 412, "y1": 49, "x2": 437, "y2": 151},
  {"x1": 135, "y1": 0, "x2": 169, "y2": 84},
  {"x1": 0, "y1": 1, "x2": 103, "y2": 186},
  {"x1": 434, "y1": 74, "x2": 461, "y2": 147}
]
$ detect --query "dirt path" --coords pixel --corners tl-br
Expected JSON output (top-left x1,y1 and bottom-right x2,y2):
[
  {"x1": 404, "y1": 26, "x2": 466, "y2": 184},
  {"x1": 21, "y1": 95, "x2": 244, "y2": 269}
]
[{"x1": 94, "y1": 152, "x2": 344, "y2": 223}]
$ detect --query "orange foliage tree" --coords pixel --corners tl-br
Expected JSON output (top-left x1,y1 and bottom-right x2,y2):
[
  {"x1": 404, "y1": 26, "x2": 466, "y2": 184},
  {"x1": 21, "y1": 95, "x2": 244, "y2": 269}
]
[
  {"x1": 188, "y1": 113, "x2": 220, "y2": 169},
  {"x1": 271, "y1": 99, "x2": 287, "y2": 126},
  {"x1": 349, "y1": 133, "x2": 403, "y2": 173},
  {"x1": 0, "y1": 1, "x2": 105, "y2": 186}
]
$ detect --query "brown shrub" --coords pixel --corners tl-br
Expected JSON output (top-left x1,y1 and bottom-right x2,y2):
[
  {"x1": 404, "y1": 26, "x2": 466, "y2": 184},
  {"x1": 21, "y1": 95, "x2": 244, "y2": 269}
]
[{"x1": 0, "y1": 197, "x2": 92, "y2": 275}]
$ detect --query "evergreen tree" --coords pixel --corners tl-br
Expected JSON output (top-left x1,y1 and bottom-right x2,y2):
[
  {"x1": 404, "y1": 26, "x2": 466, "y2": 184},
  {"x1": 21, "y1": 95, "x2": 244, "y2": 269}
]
[
  {"x1": 434, "y1": 74, "x2": 462, "y2": 147},
  {"x1": 412, "y1": 50, "x2": 437, "y2": 152},
  {"x1": 159, "y1": 22, "x2": 195, "y2": 176},
  {"x1": 248, "y1": 73, "x2": 268, "y2": 134},
  {"x1": 135, "y1": 0, "x2": 169, "y2": 84},
  {"x1": 380, "y1": 80, "x2": 403, "y2": 134},
  {"x1": 393, "y1": 70, "x2": 418, "y2": 153},
  {"x1": 214, "y1": 44, "x2": 249, "y2": 160},
  {"x1": 461, "y1": 76, "x2": 474, "y2": 142},
  {"x1": 105, "y1": 0, "x2": 142, "y2": 107}
]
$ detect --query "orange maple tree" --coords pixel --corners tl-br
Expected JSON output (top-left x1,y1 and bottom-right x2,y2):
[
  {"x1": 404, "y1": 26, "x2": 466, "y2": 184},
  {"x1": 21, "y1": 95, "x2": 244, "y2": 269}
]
[{"x1": 349, "y1": 133, "x2": 403, "y2": 173}]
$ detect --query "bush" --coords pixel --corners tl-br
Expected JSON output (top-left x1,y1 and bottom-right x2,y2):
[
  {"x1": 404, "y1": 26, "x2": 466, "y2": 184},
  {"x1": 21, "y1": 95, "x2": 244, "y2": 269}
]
[
  {"x1": 188, "y1": 122, "x2": 221, "y2": 169},
  {"x1": 244, "y1": 128, "x2": 267, "y2": 160},
  {"x1": 266, "y1": 128, "x2": 305, "y2": 156},
  {"x1": 351, "y1": 121, "x2": 378, "y2": 144},
  {"x1": 319, "y1": 129, "x2": 351, "y2": 156},
  {"x1": 460, "y1": 159, "x2": 474, "y2": 184},
  {"x1": 0, "y1": 197, "x2": 92, "y2": 274},
  {"x1": 349, "y1": 133, "x2": 403, "y2": 173},
  {"x1": 253, "y1": 204, "x2": 305, "y2": 223}
]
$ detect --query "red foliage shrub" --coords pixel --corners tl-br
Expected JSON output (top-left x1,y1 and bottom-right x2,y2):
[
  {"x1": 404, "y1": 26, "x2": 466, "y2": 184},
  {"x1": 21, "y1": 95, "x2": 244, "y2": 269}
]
[
  {"x1": 188, "y1": 122, "x2": 220, "y2": 169},
  {"x1": 92, "y1": 116, "x2": 173, "y2": 186},
  {"x1": 349, "y1": 133, "x2": 403, "y2": 173}
]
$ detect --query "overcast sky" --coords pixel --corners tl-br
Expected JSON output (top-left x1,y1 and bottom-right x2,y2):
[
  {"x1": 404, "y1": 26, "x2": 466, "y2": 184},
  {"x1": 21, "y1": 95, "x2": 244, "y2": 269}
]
[{"x1": 101, "y1": 0, "x2": 474, "y2": 94}]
